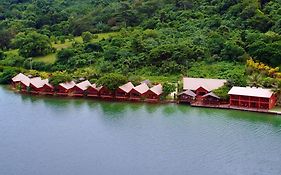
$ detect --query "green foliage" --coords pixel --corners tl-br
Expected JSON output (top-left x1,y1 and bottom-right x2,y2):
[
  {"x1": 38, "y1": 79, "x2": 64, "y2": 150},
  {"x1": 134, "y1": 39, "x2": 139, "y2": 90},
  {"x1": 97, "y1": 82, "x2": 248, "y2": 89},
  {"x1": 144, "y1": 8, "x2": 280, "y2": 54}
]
[
  {"x1": 49, "y1": 72, "x2": 72, "y2": 86},
  {"x1": 96, "y1": 73, "x2": 128, "y2": 92},
  {"x1": 162, "y1": 82, "x2": 176, "y2": 97},
  {"x1": 213, "y1": 85, "x2": 231, "y2": 101},
  {"x1": 12, "y1": 32, "x2": 53, "y2": 58},
  {"x1": 81, "y1": 31, "x2": 93, "y2": 43},
  {"x1": 0, "y1": 67, "x2": 17, "y2": 84}
]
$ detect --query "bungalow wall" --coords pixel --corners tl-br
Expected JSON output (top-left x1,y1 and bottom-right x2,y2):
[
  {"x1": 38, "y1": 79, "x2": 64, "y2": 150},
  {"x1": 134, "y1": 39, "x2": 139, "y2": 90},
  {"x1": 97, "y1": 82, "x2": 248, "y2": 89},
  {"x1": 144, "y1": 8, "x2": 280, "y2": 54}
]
[
  {"x1": 99, "y1": 87, "x2": 113, "y2": 98},
  {"x1": 202, "y1": 96, "x2": 220, "y2": 105},
  {"x1": 115, "y1": 88, "x2": 129, "y2": 99},
  {"x1": 69, "y1": 86, "x2": 85, "y2": 96},
  {"x1": 56, "y1": 86, "x2": 69, "y2": 95},
  {"x1": 143, "y1": 91, "x2": 160, "y2": 101},
  {"x1": 87, "y1": 87, "x2": 99, "y2": 97},
  {"x1": 129, "y1": 89, "x2": 144, "y2": 100},
  {"x1": 195, "y1": 87, "x2": 208, "y2": 96},
  {"x1": 178, "y1": 94, "x2": 195, "y2": 103},
  {"x1": 230, "y1": 94, "x2": 277, "y2": 110}
]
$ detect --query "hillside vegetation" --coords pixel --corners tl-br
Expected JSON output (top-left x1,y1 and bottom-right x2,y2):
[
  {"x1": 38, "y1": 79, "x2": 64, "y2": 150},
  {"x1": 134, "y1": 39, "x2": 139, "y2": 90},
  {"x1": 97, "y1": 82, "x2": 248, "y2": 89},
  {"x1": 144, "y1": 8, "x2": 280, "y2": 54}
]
[{"x1": 0, "y1": 0, "x2": 281, "y2": 85}]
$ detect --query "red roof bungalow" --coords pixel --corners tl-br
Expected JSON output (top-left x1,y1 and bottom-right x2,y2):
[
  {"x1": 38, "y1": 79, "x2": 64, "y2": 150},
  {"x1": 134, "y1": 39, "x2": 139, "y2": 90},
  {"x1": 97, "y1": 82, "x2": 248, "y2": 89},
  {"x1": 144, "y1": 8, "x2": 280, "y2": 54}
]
[
  {"x1": 228, "y1": 87, "x2": 277, "y2": 110},
  {"x1": 183, "y1": 77, "x2": 226, "y2": 97},
  {"x1": 144, "y1": 84, "x2": 163, "y2": 102},
  {"x1": 29, "y1": 77, "x2": 48, "y2": 94},
  {"x1": 202, "y1": 92, "x2": 221, "y2": 105},
  {"x1": 56, "y1": 81, "x2": 76, "y2": 96},
  {"x1": 40, "y1": 81, "x2": 54, "y2": 95},
  {"x1": 87, "y1": 84, "x2": 100, "y2": 97},
  {"x1": 115, "y1": 82, "x2": 134, "y2": 100},
  {"x1": 69, "y1": 80, "x2": 91, "y2": 97},
  {"x1": 178, "y1": 89, "x2": 196, "y2": 104},
  {"x1": 98, "y1": 86, "x2": 114, "y2": 99},
  {"x1": 129, "y1": 83, "x2": 149, "y2": 101},
  {"x1": 11, "y1": 73, "x2": 30, "y2": 90}
]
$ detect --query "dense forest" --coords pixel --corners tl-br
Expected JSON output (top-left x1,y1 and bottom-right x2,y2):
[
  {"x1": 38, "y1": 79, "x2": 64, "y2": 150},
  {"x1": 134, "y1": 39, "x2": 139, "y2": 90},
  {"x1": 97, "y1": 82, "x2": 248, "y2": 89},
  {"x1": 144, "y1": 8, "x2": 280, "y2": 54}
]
[{"x1": 0, "y1": 0, "x2": 281, "y2": 91}]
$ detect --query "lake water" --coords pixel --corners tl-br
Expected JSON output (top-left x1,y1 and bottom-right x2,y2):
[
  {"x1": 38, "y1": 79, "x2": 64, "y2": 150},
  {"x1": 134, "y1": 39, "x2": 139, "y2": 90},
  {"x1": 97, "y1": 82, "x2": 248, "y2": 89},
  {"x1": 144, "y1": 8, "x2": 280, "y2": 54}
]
[{"x1": 1, "y1": 86, "x2": 281, "y2": 175}]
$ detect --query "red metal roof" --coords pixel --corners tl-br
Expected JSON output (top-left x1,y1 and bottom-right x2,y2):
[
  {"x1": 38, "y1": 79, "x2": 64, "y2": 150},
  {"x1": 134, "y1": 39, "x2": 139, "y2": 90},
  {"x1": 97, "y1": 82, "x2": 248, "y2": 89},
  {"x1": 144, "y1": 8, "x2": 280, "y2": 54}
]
[
  {"x1": 149, "y1": 84, "x2": 163, "y2": 95},
  {"x1": 133, "y1": 83, "x2": 149, "y2": 94},
  {"x1": 119, "y1": 82, "x2": 134, "y2": 93},
  {"x1": 183, "y1": 77, "x2": 226, "y2": 91}
]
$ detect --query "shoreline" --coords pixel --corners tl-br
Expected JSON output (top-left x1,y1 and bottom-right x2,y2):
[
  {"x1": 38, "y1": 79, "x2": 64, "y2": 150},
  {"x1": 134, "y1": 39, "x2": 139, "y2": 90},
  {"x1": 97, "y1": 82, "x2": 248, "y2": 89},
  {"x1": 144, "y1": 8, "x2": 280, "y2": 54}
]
[{"x1": 8, "y1": 86, "x2": 281, "y2": 117}]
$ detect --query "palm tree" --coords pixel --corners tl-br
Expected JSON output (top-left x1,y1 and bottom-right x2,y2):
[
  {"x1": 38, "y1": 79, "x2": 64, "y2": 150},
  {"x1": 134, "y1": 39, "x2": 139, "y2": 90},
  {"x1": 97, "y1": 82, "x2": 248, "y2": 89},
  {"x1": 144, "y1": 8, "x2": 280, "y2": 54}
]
[{"x1": 247, "y1": 73, "x2": 263, "y2": 87}]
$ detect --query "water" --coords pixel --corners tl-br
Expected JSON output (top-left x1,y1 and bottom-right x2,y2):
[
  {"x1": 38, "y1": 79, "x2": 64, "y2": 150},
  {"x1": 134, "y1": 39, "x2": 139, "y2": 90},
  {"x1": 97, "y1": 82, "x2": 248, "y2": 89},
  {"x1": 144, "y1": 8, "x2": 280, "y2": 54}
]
[{"x1": 0, "y1": 86, "x2": 281, "y2": 175}]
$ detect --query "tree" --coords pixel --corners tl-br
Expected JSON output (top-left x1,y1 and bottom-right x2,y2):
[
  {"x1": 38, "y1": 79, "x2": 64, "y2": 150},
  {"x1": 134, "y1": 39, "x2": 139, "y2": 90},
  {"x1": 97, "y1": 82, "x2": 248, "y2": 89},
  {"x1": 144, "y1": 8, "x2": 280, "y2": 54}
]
[
  {"x1": 162, "y1": 82, "x2": 176, "y2": 98},
  {"x1": 12, "y1": 31, "x2": 53, "y2": 58},
  {"x1": 56, "y1": 48, "x2": 75, "y2": 63},
  {"x1": 96, "y1": 73, "x2": 128, "y2": 92},
  {"x1": 49, "y1": 71, "x2": 72, "y2": 86},
  {"x1": 247, "y1": 74, "x2": 263, "y2": 87},
  {"x1": 0, "y1": 68, "x2": 17, "y2": 84},
  {"x1": 213, "y1": 85, "x2": 230, "y2": 101},
  {"x1": 82, "y1": 31, "x2": 93, "y2": 43}
]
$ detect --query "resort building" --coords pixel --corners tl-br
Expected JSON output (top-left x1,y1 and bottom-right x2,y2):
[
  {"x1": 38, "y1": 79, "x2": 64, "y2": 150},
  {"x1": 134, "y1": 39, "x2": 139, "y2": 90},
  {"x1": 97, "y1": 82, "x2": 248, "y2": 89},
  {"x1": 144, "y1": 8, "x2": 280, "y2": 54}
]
[
  {"x1": 115, "y1": 82, "x2": 134, "y2": 100},
  {"x1": 70, "y1": 80, "x2": 92, "y2": 97},
  {"x1": 144, "y1": 84, "x2": 163, "y2": 102},
  {"x1": 178, "y1": 90, "x2": 196, "y2": 103},
  {"x1": 129, "y1": 83, "x2": 149, "y2": 101},
  {"x1": 29, "y1": 77, "x2": 49, "y2": 94},
  {"x1": 202, "y1": 92, "x2": 221, "y2": 105},
  {"x1": 228, "y1": 87, "x2": 277, "y2": 110},
  {"x1": 57, "y1": 81, "x2": 76, "y2": 95},
  {"x1": 40, "y1": 81, "x2": 54, "y2": 95},
  {"x1": 87, "y1": 84, "x2": 100, "y2": 97},
  {"x1": 183, "y1": 77, "x2": 226, "y2": 96},
  {"x1": 12, "y1": 73, "x2": 30, "y2": 90},
  {"x1": 98, "y1": 86, "x2": 114, "y2": 99}
]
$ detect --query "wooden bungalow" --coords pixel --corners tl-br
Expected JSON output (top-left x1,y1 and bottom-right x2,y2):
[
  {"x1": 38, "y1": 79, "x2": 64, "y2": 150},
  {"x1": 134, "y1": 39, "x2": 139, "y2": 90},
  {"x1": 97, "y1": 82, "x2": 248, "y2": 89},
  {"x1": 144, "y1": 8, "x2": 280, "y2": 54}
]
[
  {"x1": 129, "y1": 83, "x2": 149, "y2": 101},
  {"x1": 11, "y1": 73, "x2": 30, "y2": 90},
  {"x1": 144, "y1": 84, "x2": 163, "y2": 102},
  {"x1": 87, "y1": 84, "x2": 100, "y2": 97},
  {"x1": 70, "y1": 80, "x2": 91, "y2": 97},
  {"x1": 228, "y1": 87, "x2": 277, "y2": 110},
  {"x1": 40, "y1": 81, "x2": 54, "y2": 95},
  {"x1": 115, "y1": 82, "x2": 134, "y2": 100},
  {"x1": 29, "y1": 77, "x2": 48, "y2": 94},
  {"x1": 56, "y1": 81, "x2": 76, "y2": 96},
  {"x1": 202, "y1": 92, "x2": 221, "y2": 105},
  {"x1": 178, "y1": 89, "x2": 196, "y2": 104},
  {"x1": 98, "y1": 86, "x2": 114, "y2": 99},
  {"x1": 183, "y1": 77, "x2": 226, "y2": 97}
]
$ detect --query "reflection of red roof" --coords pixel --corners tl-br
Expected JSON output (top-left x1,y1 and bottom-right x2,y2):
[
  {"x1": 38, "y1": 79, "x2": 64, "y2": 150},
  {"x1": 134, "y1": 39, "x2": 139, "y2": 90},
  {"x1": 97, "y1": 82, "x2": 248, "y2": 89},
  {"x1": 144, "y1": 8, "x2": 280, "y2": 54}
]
[
  {"x1": 149, "y1": 84, "x2": 162, "y2": 95},
  {"x1": 228, "y1": 87, "x2": 273, "y2": 98},
  {"x1": 133, "y1": 83, "x2": 149, "y2": 94},
  {"x1": 59, "y1": 81, "x2": 76, "y2": 90},
  {"x1": 75, "y1": 80, "x2": 92, "y2": 91},
  {"x1": 119, "y1": 82, "x2": 134, "y2": 93},
  {"x1": 183, "y1": 77, "x2": 226, "y2": 91}
]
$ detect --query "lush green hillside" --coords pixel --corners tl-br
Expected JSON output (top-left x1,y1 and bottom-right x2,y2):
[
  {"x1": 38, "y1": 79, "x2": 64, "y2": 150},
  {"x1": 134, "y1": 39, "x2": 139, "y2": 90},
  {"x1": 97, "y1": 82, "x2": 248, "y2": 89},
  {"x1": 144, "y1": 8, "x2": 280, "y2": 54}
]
[{"x1": 0, "y1": 0, "x2": 281, "y2": 86}]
